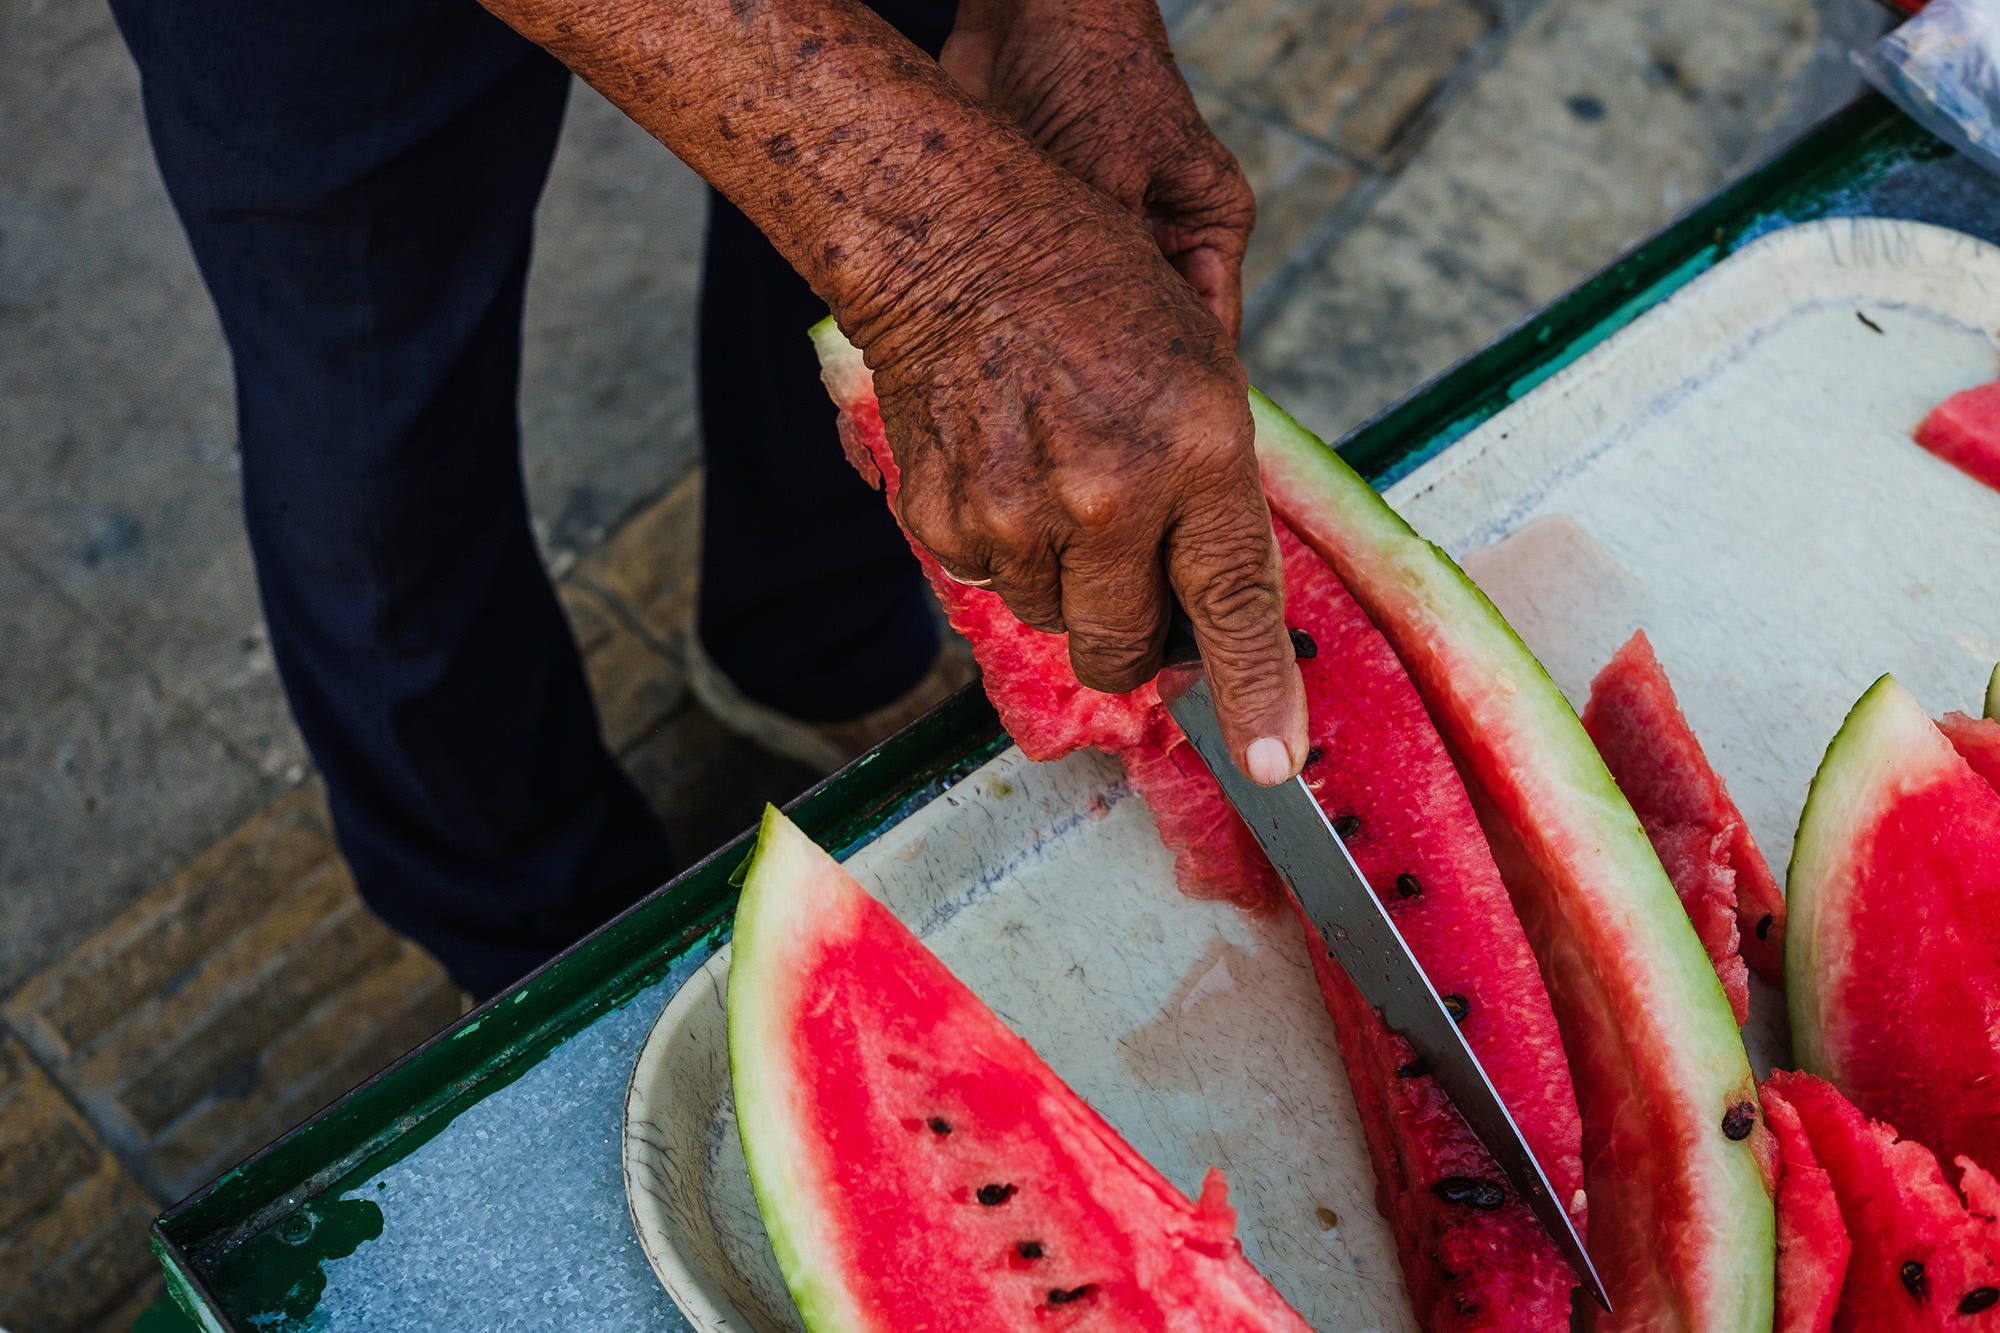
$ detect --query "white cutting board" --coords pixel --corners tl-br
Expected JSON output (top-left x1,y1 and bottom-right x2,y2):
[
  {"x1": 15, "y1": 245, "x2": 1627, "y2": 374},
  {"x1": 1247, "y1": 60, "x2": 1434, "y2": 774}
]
[
  {"x1": 1418, "y1": 217, "x2": 2000, "y2": 1069},
  {"x1": 627, "y1": 218, "x2": 2000, "y2": 1329}
]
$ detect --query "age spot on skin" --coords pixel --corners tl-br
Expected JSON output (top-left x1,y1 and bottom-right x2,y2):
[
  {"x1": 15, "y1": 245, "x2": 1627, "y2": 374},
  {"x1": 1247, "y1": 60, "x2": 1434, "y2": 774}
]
[{"x1": 922, "y1": 129, "x2": 949, "y2": 155}]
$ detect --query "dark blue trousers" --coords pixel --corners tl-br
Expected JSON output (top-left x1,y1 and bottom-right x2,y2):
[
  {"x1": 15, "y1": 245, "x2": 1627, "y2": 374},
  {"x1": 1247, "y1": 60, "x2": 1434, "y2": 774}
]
[{"x1": 110, "y1": 0, "x2": 955, "y2": 996}]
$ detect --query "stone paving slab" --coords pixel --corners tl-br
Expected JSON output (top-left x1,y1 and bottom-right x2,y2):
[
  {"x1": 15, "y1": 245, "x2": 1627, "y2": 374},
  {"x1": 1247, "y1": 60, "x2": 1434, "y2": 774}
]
[
  {"x1": 1174, "y1": 0, "x2": 1492, "y2": 165},
  {"x1": 1243, "y1": 0, "x2": 1885, "y2": 442},
  {"x1": 0, "y1": 1036, "x2": 162, "y2": 1333}
]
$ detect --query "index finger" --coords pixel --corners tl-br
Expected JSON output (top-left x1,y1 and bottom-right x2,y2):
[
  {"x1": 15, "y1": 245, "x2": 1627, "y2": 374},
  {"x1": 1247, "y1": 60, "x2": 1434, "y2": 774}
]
[{"x1": 1165, "y1": 450, "x2": 1307, "y2": 786}]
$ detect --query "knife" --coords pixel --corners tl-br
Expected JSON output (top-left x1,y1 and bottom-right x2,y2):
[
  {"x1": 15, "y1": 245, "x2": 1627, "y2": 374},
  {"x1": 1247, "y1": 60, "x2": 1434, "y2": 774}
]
[{"x1": 1156, "y1": 611, "x2": 1610, "y2": 1313}]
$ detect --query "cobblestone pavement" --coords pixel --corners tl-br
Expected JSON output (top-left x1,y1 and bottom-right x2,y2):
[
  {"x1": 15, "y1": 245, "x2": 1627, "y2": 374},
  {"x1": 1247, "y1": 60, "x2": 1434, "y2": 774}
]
[{"x1": 0, "y1": 0, "x2": 1882, "y2": 1325}]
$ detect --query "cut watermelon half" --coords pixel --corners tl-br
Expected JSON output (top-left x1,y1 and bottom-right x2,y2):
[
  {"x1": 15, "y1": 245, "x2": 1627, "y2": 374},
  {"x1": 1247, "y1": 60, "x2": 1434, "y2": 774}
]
[
  {"x1": 1125, "y1": 521, "x2": 1587, "y2": 1329},
  {"x1": 1251, "y1": 392, "x2": 1773, "y2": 1330},
  {"x1": 815, "y1": 322, "x2": 1584, "y2": 1325},
  {"x1": 1764, "y1": 1070, "x2": 2000, "y2": 1332},
  {"x1": 1786, "y1": 674, "x2": 2000, "y2": 1175},
  {"x1": 1914, "y1": 380, "x2": 2000, "y2": 494},
  {"x1": 1582, "y1": 628, "x2": 1783, "y2": 1002},
  {"x1": 1760, "y1": 1080, "x2": 1850, "y2": 1333},
  {"x1": 728, "y1": 806, "x2": 1314, "y2": 1333}
]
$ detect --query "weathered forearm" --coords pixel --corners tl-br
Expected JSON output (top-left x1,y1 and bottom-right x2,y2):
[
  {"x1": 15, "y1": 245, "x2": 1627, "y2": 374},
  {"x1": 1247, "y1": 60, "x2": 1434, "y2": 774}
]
[{"x1": 481, "y1": 0, "x2": 1121, "y2": 355}]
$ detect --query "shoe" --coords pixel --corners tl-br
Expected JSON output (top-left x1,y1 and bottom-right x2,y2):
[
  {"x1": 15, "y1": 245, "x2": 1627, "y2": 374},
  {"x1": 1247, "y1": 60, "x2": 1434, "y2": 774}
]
[{"x1": 682, "y1": 625, "x2": 980, "y2": 775}]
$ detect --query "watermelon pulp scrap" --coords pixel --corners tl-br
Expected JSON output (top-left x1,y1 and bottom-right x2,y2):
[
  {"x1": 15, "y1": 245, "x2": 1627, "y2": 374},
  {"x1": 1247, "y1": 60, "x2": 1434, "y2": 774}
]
[
  {"x1": 1760, "y1": 1081, "x2": 1850, "y2": 1333},
  {"x1": 1939, "y1": 710, "x2": 2000, "y2": 794},
  {"x1": 1581, "y1": 628, "x2": 1782, "y2": 1008},
  {"x1": 813, "y1": 323, "x2": 1584, "y2": 1326},
  {"x1": 729, "y1": 806, "x2": 1315, "y2": 1333},
  {"x1": 1764, "y1": 1071, "x2": 2000, "y2": 1333},
  {"x1": 1914, "y1": 380, "x2": 2000, "y2": 494},
  {"x1": 1786, "y1": 674, "x2": 2000, "y2": 1175}
]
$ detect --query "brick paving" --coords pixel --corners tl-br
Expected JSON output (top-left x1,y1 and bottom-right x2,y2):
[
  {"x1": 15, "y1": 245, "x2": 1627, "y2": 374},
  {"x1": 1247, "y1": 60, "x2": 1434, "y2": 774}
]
[{"x1": 0, "y1": 0, "x2": 1881, "y2": 1325}]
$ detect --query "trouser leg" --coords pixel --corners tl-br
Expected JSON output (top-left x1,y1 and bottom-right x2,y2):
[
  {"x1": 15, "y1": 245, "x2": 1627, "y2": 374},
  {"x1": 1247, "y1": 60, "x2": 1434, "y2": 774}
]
[
  {"x1": 695, "y1": 0, "x2": 961, "y2": 723},
  {"x1": 110, "y1": 0, "x2": 673, "y2": 997}
]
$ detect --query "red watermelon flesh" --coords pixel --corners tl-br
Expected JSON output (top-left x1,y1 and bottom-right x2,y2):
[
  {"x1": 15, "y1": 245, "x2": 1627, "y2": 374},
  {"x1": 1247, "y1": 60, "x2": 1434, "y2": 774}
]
[
  {"x1": 1940, "y1": 710, "x2": 2000, "y2": 794},
  {"x1": 1786, "y1": 675, "x2": 2000, "y2": 1177},
  {"x1": 730, "y1": 808, "x2": 1316, "y2": 1333},
  {"x1": 1763, "y1": 1071, "x2": 2000, "y2": 1332},
  {"x1": 1914, "y1": 380, "x2": 2000, "y2": 494},
  {"x1": 1124, "y1": 522, "x2": 1588, "y2": 1329},
  {"x1": 1582, "y1": 628, "x2": 1781, "y2": 998},
  {"x1": 1761, "y1": 1081, "x2": 1850, "y2": 1333},
  {"x1": 814, "y1": 328, "x2": 1586, "y2": 1325},
  {"x1": 830, "y1": 388, "x2": 1156, "y2": 760}
]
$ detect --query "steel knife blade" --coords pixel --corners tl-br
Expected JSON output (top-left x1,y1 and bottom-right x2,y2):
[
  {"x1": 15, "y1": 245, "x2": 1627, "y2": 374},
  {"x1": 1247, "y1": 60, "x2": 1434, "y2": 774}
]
[{"x1": 1157, "y1": 638, "x2": 1608, "y2": 1312}]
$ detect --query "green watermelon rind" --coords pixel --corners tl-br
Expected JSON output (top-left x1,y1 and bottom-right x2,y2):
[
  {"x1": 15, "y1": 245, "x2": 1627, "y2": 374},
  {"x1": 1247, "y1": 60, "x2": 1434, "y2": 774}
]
[
  {"x1": 1783, "y1": 674, "x2": 1958, "y2": 1087},
  {"x1": 1985, "y1": 662, "x2": 1998, "y2": 721},
  {"x1": 1247, "y1": 389, "x2": 1773, "y2": 1328},
  {"x1": 728, "y1": 806, "x2": 859, "y2": 1333},
  {"x1": 811, "y1": 318, "x2": 872, "y2": 411}
]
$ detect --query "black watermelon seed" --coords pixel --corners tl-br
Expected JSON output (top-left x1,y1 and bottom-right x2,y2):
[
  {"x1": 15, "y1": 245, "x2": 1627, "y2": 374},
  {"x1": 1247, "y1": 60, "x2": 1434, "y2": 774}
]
[
  {"x1": 1721, "y1": 1102, "x2": 1757, "y2": 1141},
  {"x1": 1398, "y1": 1056, "x2": 1433, "y2": 1078},
  {"x1": 1441, "y1": 994, "x2": 1470, "y2": 1023},
  {"x1": 1305, "y1": 747, "x2": 1324, "y2": 767},
  {"x1": 1756, "y1": 914, "x2": 1774, "y2": 941},
  {"x1": 1902, "y1": 1261, "x2": 1929, "y2": 1300},
  {"x1": 1333, "y1": 814, "x2": 1362, "y2": 839},
  {"x1": 1016, "y1": 1241, "x2": 1044, "y2": 1260},
  {"x1": 1289, "y1": 628, "x2": 1318, "y2": 659},
  {"x1": 928, "y1": 1117, "x2": 951, "y2": 1135},
  {"x1": 1397, "y1": 872, "x2": 1424, "y2": 899},
  {"x1": 1454, "y1": 1295, "x2": 1482, "y2": 1317},
  {"x1": 977, "y1": 1183, "x2": 1017, "y2": 1206},
  {"x1": 1048, "y1": 1285, "x2": 1096, "y2": 1305},
  {"x1": 1960, "y1": 1287, "x2": 1999, "y2": 1314},
  {"x1": 1430, "y1": 1177, "x2": 1508, "y2": 1211}
]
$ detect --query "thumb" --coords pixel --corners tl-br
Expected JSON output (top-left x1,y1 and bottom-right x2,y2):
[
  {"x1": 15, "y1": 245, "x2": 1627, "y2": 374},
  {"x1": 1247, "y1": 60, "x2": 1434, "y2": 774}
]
[{"x1": 1166, "y1": 478, "x2": 1307, "y2": 786}]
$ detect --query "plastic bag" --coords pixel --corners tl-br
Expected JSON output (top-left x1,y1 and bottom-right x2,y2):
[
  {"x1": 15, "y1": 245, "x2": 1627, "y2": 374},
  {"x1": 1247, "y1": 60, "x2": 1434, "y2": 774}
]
[{"x1": 1854, "y1": 0, "x2": 2000, "y2": 178}]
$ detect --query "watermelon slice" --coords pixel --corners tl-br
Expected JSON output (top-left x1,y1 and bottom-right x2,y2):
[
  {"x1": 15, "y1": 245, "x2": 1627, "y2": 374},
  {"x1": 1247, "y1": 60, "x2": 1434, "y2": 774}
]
[
  {"x1": 1786, "y1": 674, "x2": 2000, "y2": 1175},
  {"x1": 1763, "y1": 1071, "x2": 2000, "y2": 1332},
  {"x1": 1581, "y1": 629, "x2": 1784, "y2": 1002},
  {"x1": 1125, "y1": 521, "x2": 1588, "y2": 1329},
  {"x1": 1250, "y1": 392, "x2": 1773, "y2": 1330},
  {"x1": 1913, "y1": 380, "x2": 2000, "y2": 494},
  {"x1": 1760, "y1": 1080, "x2": 1850, "y2": 1333},
  {"x1": 728, "y1": 805, "x2": 1314, "y2": 1333}
]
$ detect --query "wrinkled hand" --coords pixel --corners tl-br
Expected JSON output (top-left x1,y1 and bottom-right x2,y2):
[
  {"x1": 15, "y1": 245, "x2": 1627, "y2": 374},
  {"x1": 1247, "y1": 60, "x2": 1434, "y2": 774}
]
[
  {"x1": 941, "y1": 0, "x2": 1255, "y2": 340},
  {"x1": 853, "y1": 166, "x2": 1306, "y2": 784}
]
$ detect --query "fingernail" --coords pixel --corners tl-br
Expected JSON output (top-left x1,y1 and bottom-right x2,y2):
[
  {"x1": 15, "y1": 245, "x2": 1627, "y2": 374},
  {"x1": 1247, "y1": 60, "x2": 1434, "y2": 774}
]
[{"x1": 1245, "y1": 736, "x2": 1294, "y2": 786}]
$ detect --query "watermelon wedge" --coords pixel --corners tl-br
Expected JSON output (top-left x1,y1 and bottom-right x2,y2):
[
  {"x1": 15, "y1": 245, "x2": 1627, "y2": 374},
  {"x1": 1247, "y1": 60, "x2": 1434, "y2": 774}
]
[
  {"x1": 1786, "y1": 675, "x2": 2000, "y2": 1175},
  {"x1": 1913, "y1": 380, "x2": 2000, "y2": 494},
  {"x1": 728, "y1": 806, "x2": 1314, "y2": 1333},
  {"x1": 1760, "y1": 1081, "x2": 1849, "y2": 1333},
  {"x1": 1581, "y1": 629, "x2": 1784, "y2": 1001},
  {"x1": 1250, "y1": 392, "x2": 1773, "y2": 1330},
  {"x1": 1126, "y1": 521, "x2": 1587, "y2": 1329},
  {"x1": 1764, "y1": 1071, "x2": 2000, "y2": 1332}
]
